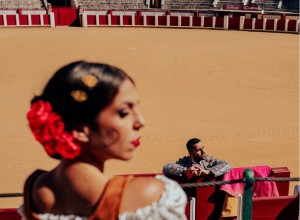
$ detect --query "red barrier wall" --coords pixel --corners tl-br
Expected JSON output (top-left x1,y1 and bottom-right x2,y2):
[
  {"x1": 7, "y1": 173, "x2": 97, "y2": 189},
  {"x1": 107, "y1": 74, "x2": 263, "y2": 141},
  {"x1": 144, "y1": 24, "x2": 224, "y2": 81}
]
[
  {"x1": 100, "y1": 15, "x2": 108, "y2": 25},
  {"x1": 252, "y1": 196, "x2": 299, "y2": 220},
  {"x1": 158, "y1": 16, "x2": 167, "y2": 26},
  {"x1": 255, "y1": 19, "x2": 263, "y2": 29},
  {"x1": 52, "y1": 7, "x2": 77, "y2": 26},
  {"x1": 44, "y1": 15, "x2": 50, "y2": 25},
  {"x1": 19, "y1": 15, "x2": 28, "y2": 25},
  {"x1": 277, "y1": 19, "x2": 285, "y2": 31},
  {"x1": 215, "y1": 17, "x2": 224, "y2": 28},
  {"x1": 244, "y1": 18, "x2": 252, "y2": 29},
  {"x1": 272, "y1": 167, "x2": 290, "y2": 196},
  {"x1": 111, "y1": 15, "x2": 119, "y2": 25},
  {"x1": 0, "y1": 208, "x2": 20, "y2": 220},
  {"x1": 6, "y1": 15, "x2": 16, "y2": 25},
  {"x1": 193, "y1": 17, "x2": 201, "y2": 26},
  {"x1": 288, "y1": 20, "x2": 296, "y2": 32},
  {"x1": 31, "y1": 15, "x2": 40, "y2": 25},
  {"x1": 87, "y1": 15, "x2": 96, "y2": 25},
  {"x1": 170, "y1": 16, "x2": 178, "y2": 26},
  {"x1": 123, "y1": 15, "x2": 132, "y2": 25},
  {"x1": 135, "y1": 15, "x2": 143, "y2": 25},
  {"x1": 266, "y1": 19, "x2": 274, "y2": 30},
  {"x1": 229, "y1": 17, "x2": 239, "y2": 29},
  {"x1": 146, "y1": 16, "x2": 155, "y2": 25},
  {"x1": 204, "y1": 17, "x2": 213, "y2": 27},
  {"x1": 181, "y1": 16, "x2": 189, "y2": 26}
]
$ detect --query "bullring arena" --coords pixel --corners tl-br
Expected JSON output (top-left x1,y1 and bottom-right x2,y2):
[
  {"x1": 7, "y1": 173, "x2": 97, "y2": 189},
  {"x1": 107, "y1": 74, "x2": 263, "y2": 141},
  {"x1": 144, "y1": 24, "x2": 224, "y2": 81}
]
[{"x1": 0, "y1": 0, "x2": 299, "y2": 218}]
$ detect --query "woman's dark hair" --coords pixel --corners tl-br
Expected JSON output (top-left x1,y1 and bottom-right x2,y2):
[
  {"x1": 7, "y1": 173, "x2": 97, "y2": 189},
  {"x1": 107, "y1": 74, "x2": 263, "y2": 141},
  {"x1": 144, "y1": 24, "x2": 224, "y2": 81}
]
[
  {"x1": 32, "y1": 61, "x2": 134, "y2": 131},
  {"x1": 186, "y1": 138, "x2": 201, "y2": 152}
]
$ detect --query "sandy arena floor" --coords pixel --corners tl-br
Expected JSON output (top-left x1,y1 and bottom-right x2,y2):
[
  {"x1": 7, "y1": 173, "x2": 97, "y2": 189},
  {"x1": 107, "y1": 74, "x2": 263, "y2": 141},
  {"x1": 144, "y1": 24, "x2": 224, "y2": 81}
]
[{"x1": 0, "y1": 27, "x2": 298, "y2": 208}]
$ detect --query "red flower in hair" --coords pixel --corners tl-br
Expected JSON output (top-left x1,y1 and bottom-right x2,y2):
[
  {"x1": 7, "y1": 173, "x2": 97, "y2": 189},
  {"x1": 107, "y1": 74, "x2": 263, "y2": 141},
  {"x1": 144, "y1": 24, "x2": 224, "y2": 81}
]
[{"x1": 27, "y1": 100, "x2": 81, "y2": 159}]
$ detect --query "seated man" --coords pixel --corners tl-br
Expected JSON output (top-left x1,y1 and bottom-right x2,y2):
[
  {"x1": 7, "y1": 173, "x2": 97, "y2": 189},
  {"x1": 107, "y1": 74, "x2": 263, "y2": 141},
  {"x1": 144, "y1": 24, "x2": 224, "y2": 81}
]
[{"x1": 163, "y1": 138, "x2": 231, "y2": 179}]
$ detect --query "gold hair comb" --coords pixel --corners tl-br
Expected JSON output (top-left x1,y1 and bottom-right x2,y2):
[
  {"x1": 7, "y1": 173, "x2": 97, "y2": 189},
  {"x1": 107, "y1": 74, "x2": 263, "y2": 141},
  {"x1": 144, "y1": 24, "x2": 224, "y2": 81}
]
[
  {"x1": 71, "y1": 90, "x2": 88, "y2": 102},
  {"x1": 81, "y1": 74, "x2": 98, "y2": 88}
]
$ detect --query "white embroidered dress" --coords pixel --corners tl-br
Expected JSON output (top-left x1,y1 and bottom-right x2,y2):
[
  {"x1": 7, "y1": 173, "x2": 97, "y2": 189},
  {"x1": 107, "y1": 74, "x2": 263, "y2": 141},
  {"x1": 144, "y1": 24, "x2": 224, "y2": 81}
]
[{"x1": 18, "y1": 175, "x2": 187, "y2": 220}]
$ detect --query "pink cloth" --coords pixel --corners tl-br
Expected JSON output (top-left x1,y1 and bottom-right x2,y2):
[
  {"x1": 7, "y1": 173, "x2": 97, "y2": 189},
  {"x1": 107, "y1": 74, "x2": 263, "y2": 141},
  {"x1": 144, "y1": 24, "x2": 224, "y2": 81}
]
[{"x1": 220, "y1": 166, "x2": 279, "y2": 198}]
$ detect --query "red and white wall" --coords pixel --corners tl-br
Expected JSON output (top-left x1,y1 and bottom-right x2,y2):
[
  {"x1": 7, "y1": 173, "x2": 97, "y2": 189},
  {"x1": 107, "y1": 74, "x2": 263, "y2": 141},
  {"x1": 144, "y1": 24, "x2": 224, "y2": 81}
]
[
  {"x1": 0, "y1": 8, "x2": 299, "y2": 34},
  {"x1": 0, "y1": 9, "x2": 54, "y2": 27},
  {"x1": 81, "y1": 10, "x2": 300, "y2": 33}
]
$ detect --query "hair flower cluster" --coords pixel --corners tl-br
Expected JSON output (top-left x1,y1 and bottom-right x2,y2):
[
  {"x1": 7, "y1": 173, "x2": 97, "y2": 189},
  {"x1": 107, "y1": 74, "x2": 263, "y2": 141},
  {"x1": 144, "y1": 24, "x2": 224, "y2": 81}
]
[{"x1": 27, "y1": 100, "x2": 81, "y2": 159}]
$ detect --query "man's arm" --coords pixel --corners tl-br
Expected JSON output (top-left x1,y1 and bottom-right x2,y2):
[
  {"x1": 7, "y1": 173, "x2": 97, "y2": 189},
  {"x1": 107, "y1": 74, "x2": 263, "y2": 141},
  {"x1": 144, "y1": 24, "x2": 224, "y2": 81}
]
[
  {"x1": 209, "y1": 159, "x2": 231, "y2": 177},
  {"x1": 162, "y1": 156, "x2": 192, "y2": 177},
  {"x1": 162, "y1": 163, "x2": 188, "y2": 177}
]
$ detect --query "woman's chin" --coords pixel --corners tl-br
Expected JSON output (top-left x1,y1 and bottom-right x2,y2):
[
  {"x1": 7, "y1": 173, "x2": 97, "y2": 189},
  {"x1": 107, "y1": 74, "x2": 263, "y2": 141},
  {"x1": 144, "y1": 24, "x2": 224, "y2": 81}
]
[{"x1": 117, "y1": 153, "x2": 135, "y2": 161}]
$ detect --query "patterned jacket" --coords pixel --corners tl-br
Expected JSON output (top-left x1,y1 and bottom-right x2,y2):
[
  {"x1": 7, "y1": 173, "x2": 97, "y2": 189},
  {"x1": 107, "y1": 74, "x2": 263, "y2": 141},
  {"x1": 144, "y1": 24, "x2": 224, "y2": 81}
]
[{"x1": 163, "y1": 155, "x2": 231, "y2": 177}]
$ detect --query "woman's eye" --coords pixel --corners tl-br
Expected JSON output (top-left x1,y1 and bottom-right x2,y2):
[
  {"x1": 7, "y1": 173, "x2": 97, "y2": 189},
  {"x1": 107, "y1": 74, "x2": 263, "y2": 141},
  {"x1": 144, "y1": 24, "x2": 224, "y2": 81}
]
[{"x1": 118, "y1": 110, "x2": 128, "y2": 118}]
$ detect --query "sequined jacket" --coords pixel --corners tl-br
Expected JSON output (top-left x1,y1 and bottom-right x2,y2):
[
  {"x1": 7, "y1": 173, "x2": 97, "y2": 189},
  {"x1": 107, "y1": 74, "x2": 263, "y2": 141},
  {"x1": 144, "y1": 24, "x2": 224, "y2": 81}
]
[{"x1": 163, "y1": 155, "x2": 231, "y2": 177}]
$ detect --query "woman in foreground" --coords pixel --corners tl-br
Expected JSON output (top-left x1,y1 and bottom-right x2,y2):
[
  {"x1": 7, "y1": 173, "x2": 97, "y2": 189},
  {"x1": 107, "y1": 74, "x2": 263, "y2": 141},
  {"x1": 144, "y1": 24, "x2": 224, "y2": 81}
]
[{"x1": 19, "y1": 61, "x2": 187, "y2": 219}]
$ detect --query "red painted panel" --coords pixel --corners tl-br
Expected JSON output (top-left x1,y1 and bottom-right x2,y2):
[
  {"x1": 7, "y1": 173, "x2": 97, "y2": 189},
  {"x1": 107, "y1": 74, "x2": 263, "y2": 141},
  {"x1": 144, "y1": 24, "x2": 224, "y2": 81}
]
[
  {"x1": 192, "y1": 17, "x2": 201, "y2": 27},
  {"x1": 134, "y1": 15, "x2": 143, "y2": 25},
  {"x1": 31, "y1": 15, "x2": 40, "y2": 25},
  {"x1": 229, "y1": 17, "x2": 239, "y2": 29},
  {"x1": 6, "y1": 15, "x2": 16, "y2": 26},
  {"x1": 43, "y1": 15, "x2": 50, "y2": 25},
  {"x1": 0, "y1": 208, "x2": 21, "y2": 220},
  {"x1": 52, "y1": 7, "x2": 77, "y2": 26},
  {"x1": 123, "y1": 15, "x2": 131, "y2": 25},
  {"x1": 158, "y1": 16, "x2": 167, "y2": 26},
  {"x1": 0, "y1": 15, "x2": 3, "y2": 25},
  {"x1": 288, "y1": 20, "x2": 296, "y2": 32},
  {"x1": 99, "y1": 15, "x2": 108, "y2": 25},
  {"x1": 19, "y1": 15, "x2": 28, "y2": 25},
  {"x1": 87, "y1": 15, "x2": 96, "y2": 25},
  {"x1": 181, "y1": 17, "x2": 189, "y2": 26},
  {"x1": 215, "y1": 17, "x2": 224, "y2": 28},
  {"x1": 196, "y1": 175, "x2": 218, "y2": 220},
  {"x1": 252, "y1": 196, "x2": 299, "y2": 220},
  {"x1": 255, "y1": 19, "x2": 263, "y2": 29},
  {"x1": 266, "y1": 20, "x2": 274, "y2": 30},
  {"x1": 146, "y1": 16, "x2": 155, "y2": 26},
  {"x1": 111, "y1": 15, "x2": 119, "y2": 25},
  {"x1": 185, "y1": 201, "x2": 190, "y2": 220},
  {"x1": 272, "y1": 167, "x2": 290, "y2": 196},
  {"x1": 244, "y1": 18, "x2": 252, "y2": 29},
  {"x1": 204, "y1": 17, "x2": 213, "y2": 28},
  {"x1": 170, "y1": 16, "x2": 178, "y2": 26},
  {"x1": 277, "y1": 19, "x2": 285, "y2": 31}
]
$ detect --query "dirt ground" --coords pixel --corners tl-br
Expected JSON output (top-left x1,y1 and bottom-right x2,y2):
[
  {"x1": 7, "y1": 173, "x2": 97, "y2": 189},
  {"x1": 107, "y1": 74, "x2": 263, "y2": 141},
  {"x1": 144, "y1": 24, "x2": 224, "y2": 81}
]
[{"x1": 0, "y1": 27, "x2": 298, "y2": 208}]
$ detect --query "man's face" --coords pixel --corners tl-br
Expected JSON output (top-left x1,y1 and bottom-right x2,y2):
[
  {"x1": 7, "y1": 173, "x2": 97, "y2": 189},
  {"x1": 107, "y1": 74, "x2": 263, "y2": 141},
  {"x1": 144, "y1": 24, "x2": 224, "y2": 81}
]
[{"x1": 189, "y1": 142, "x2": 207, "y2": 162}]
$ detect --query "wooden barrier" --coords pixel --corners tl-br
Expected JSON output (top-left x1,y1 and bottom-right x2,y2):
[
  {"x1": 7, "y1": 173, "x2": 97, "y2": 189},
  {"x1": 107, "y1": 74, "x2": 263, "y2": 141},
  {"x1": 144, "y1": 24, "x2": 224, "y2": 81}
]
[
  {"x1": 0, "y1": 10, "x2": 54, "y2": 27},
  {"x1": 167, "y1": 166, "x2": 293, "y2": 220},
  {"x1": 0, "y1": 167, "x2": 297, "y2": 220},
  {"x1": 252, "y1": 195, "x2": 299, "y2": 220},
  {"x1": 1, "y1": 8, "x2": 299, "y2": 33},
  {"x1": 0, "y1": 208, "x2": 20, "y2": 220},
  {"x1": 81, "y1": 10, "x2": 300, "y2": 33}
]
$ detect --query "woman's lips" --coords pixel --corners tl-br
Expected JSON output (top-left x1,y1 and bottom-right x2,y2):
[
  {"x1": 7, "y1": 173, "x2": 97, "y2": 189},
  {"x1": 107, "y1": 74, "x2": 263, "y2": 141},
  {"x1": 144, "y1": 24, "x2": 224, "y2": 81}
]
[{"x1": 131, "y1": 138, "x2": 141, "y2": 147}]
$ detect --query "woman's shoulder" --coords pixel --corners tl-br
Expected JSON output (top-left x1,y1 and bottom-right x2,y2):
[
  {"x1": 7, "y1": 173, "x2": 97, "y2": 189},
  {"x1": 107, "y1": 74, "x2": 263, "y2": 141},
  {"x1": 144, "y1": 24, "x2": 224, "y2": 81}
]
[
  {"x1": 119, "y1": 175, "x2": 164, "y2": 213},
  {"x1": 119, "y1": 175, "x2": 187, "y2": 219}
]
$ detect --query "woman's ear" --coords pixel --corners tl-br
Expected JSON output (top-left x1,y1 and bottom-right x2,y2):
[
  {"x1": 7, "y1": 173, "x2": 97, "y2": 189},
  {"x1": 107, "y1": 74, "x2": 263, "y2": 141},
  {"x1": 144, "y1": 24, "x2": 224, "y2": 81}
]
[{"x1": 72, "y1": 126, "x2": 90, "y2": 142}]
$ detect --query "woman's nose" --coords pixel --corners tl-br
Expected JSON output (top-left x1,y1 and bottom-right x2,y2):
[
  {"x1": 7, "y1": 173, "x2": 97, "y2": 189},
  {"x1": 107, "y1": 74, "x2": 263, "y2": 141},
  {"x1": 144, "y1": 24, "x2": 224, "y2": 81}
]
[{"x1": 134, "y1": 110, "x2": 145, "y2": 130}]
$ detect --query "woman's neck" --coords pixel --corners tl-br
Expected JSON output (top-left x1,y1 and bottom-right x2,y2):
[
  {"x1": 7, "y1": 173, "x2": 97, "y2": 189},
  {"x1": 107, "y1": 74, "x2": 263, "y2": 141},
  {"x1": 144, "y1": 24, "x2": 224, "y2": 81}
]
[{"x1": 63, "y1": 157, "x2": 105, "y2": 172}]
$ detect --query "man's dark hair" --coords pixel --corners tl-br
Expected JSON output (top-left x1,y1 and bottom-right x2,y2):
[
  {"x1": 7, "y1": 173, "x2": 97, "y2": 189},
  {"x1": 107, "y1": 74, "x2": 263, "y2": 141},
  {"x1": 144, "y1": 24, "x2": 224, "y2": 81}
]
[{"x1": 186, "y1": 138, "x2": 201, "y2": 152}]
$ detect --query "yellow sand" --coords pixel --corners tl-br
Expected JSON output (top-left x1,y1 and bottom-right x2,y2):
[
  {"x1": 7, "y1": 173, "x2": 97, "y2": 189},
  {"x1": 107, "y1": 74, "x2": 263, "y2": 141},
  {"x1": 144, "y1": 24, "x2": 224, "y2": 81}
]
[{"x1": 0, "y1": 27, "x2": 298, "y2": 208}]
